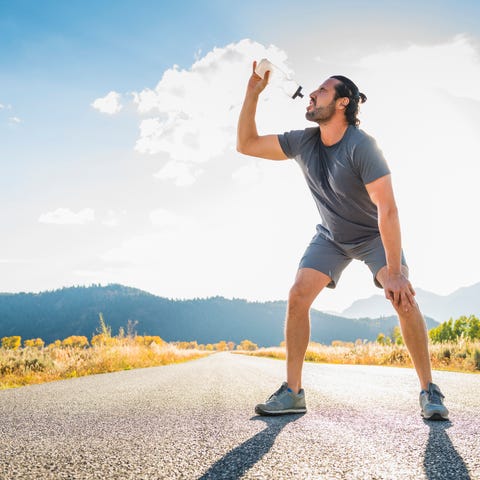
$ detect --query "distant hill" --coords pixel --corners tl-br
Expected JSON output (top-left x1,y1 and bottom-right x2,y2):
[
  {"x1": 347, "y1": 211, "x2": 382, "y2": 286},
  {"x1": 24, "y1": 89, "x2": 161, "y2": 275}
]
[
  {"x1": 342, "y1": 283, "x2": 480, "y2": 322},
  {"x1": 0, "y1": 284, "x2": 438, "y2": 346}
]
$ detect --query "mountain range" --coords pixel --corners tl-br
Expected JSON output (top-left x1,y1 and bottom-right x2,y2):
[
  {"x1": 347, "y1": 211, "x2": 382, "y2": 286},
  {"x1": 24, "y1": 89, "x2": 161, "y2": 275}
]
[
  {"x1": 0, "y1": 284, "x2": 439, "y2": 346},
  {"x1": 342, "y1": 282, "x2": 480, "y2": 322}
]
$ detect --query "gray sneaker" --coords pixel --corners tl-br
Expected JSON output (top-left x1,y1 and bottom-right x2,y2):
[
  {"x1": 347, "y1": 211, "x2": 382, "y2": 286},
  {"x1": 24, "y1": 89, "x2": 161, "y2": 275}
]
[
  {"x1": 255, "y1": 382, "x2": 307, "y2": 416},
  {"x1": 420, "y1": 382, "x2": 449, "y2": 420}
]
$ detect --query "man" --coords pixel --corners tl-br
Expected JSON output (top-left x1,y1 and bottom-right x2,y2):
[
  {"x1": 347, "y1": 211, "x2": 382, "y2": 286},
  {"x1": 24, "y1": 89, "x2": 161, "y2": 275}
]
[{"x1": 236, "y1": 61, "x2": 448, "y2": 420}]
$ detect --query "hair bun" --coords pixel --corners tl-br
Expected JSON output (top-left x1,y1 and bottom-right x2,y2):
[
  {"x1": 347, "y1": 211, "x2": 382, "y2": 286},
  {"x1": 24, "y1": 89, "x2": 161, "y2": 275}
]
[{"x1": 359, "y1": 92, "x2": 367, "y2": 104}]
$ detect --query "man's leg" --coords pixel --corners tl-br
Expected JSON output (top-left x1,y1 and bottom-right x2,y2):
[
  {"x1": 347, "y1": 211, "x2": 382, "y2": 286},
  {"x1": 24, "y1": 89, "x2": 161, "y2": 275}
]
[
  {"x1": 376, "y1": 265, "x2": 432, "y2": 390},
  {"x1": 286, "y1": 268, "x2": 332, "y2": 393}
]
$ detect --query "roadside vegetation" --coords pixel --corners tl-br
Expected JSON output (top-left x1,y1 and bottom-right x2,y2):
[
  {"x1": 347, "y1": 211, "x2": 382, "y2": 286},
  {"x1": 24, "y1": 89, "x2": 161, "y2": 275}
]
[
  {"x1": 3, "y1": 315, "x2": 479, "y2": 389},
  {"x1": 236, "y1": 316, "x2": 480, "y2": 374},
  {"x1": 0, "y1": 315, "x2": 241, "y2": 389}
]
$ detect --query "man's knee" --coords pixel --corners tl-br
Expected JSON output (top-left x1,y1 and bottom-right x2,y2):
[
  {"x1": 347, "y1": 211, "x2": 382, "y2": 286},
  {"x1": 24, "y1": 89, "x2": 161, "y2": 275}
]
[
  {"x1": 287, "y1": 268, "x2": 331, "y2": 311},
  {"x1": 288, "y1": 282, "x2": 311, "y2": 309},
  {"x1": 392, "y1": 299, "x2": 422, "y2": 321}
]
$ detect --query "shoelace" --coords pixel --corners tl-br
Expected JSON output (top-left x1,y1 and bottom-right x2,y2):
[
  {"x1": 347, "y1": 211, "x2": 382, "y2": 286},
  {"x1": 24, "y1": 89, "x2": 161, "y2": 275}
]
[
  {"x1": 428, "y1": 386, "x2": 445, "y2": 405},
  {"x1": 268, "y1": 384, "x2": 288, "y2": 401}
]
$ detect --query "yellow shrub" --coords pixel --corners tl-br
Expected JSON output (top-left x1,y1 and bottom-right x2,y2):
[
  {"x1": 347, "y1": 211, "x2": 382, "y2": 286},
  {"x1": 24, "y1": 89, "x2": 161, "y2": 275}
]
[
  {"x1": 24, "y1": 338, "x2": 45, "y2": 348},
  {"x1": 237, "y1": 339, "x2": 258, "y2": 351},
  {"x1": 2, "y1": 336, "x2": 21, "y2": 350},
  {"x1": 62, "y1": 336, "x2": 89, "y2": 348},
  {"x1": 91, "y1": 333, "x2": 117, "y2": 346}
]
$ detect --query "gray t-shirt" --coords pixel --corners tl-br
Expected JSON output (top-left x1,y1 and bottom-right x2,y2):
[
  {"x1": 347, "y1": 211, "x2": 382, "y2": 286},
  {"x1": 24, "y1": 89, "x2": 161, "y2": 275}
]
[{"x1": 278, "y1": 125, "x2": 390, "y2": 244}]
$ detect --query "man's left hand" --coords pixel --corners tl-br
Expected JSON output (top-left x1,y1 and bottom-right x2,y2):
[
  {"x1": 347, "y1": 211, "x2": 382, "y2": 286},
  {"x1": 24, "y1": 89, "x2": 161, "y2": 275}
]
[{"x1": 382, "y1": 271, "x2": 416, "y2": 313}]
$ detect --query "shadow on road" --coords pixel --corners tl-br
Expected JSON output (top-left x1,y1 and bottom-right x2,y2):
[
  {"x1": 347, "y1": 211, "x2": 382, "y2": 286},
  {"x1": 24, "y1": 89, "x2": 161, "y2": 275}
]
[
  {"x1": 423, "y1": 420, "x2": 471, "y2": 480},
  {"x1": 197, "y1": 414, "x2": 304, "y2": 480}
]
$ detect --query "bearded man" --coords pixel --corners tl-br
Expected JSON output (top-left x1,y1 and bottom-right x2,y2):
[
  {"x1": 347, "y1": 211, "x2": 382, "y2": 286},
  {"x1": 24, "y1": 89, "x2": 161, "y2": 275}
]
[{"x1": 236, "y1": 62, "x2": 448, "y2": 420}]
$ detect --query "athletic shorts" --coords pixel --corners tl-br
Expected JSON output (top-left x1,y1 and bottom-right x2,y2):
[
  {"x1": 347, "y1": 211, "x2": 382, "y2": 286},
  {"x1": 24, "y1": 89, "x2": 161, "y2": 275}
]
[{"x1": 299, "y1": 232, "x2": 408, "y2": 289}]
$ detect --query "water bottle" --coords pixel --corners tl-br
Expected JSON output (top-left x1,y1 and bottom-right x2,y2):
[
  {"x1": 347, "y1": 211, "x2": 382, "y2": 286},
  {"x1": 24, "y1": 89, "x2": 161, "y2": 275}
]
[{"x1": 255, "y1": 58, "x2": 304, "y2": 100}]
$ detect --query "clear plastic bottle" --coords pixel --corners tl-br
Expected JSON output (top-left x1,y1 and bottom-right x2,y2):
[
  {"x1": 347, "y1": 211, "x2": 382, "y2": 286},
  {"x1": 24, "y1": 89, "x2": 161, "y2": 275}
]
[{"x1": 255, "y1": 58, "x2": 304, "y2": 100}]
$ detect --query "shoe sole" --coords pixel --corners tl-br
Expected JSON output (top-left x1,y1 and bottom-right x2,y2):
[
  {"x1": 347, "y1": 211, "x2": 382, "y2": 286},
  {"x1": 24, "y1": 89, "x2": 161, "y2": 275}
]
[
  {"x1": 421, "y1": 412, "x2": 449, "y2": 421},
  {"x1": 255, "y1": 406, "x2": 307, "y2": 416}
]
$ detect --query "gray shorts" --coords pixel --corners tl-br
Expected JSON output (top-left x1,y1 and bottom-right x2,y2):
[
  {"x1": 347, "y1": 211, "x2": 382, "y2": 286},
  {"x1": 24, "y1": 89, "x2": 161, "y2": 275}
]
[{"x1": 299, "y1": 232, "x2": 407, "y2": 289}]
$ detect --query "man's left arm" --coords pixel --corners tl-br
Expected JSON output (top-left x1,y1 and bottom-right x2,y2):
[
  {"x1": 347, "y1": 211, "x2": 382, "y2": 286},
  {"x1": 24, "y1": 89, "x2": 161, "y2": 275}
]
[{"x1": 366, "y1": 174, "x2": 416, "y2": 311}]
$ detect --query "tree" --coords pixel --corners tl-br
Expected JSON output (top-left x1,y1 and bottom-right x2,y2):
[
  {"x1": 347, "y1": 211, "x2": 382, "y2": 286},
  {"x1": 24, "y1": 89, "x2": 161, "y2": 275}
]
[
  {"x1": 466, "y1": 316, "x2": 480, "y2": 340},
  {"x1": 392, "y1": 326, "x2": 404, "y2": 345},
  {"x1": 429, "y1": 316, "x2": 480, "y2": 343},
  {"x1": 453, "y1": 316, "x2": 468, "y2": 339},
  {"x1": 429, "y1": 319, "x2": 454, "y2": 343},
  {"x1": 376, "y1": 333, "x2": 391, "y2": 346}
]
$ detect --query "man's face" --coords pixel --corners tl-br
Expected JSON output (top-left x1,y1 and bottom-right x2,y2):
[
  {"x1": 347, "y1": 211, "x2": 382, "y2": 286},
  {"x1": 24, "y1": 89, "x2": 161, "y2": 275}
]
[{"x1": 305, "y1": 78, "x2": 340, "y2": 124}]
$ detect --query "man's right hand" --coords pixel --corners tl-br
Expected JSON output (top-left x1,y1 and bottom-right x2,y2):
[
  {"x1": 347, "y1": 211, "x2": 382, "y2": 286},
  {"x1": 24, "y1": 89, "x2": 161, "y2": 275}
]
[
  {"x1": 236, "y1": 61, "x2": 287, "y2": 160},
  {"x1": 246, "y1": 61, "x2": 270, "y2": 97}
]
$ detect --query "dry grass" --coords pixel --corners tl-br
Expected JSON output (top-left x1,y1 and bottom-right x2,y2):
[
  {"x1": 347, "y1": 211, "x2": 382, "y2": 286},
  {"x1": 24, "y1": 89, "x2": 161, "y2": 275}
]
[
  {"x1": 237, "y1": 339, "x2": 480, "y2": 373},
  {"x1": 0, "y1": 343, "x2": 210, "y2": 389}
]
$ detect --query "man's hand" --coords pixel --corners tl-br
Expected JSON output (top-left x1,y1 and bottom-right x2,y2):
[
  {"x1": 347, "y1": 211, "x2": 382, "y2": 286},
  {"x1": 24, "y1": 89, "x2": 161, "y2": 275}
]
[
  {"x1": 383, "y1": 270, "x2": 416, "y2": 313},
  {"x1": 237, "y1": 61, "x2": 287, "y2": 160},
  {"x1": 247, "y1": 61, "x2": 270, "y2": 97}
]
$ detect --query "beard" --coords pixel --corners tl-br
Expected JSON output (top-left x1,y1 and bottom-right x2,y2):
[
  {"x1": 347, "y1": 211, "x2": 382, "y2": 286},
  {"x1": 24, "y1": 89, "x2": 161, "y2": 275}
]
[{"x1": 305, "y1": 99, "x2": 336, "y2": 124}]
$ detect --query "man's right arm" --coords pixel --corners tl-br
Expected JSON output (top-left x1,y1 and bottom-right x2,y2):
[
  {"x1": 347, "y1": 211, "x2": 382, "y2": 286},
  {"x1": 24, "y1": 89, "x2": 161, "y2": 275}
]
[{"x1": 236, "y1": 61, "x2": 288, "y2": 161}]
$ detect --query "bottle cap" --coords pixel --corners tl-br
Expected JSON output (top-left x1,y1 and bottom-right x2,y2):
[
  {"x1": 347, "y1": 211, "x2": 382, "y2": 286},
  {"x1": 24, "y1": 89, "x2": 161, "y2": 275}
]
[{"x1": 292, "y1": 86, "x2": 304, "y2": 99}]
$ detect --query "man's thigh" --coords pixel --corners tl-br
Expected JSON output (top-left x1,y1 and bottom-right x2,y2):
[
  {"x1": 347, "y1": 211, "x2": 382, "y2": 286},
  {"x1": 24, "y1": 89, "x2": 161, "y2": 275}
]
[
  {"x1": 298, "y1": 235, "x2": 352, "y2": 288},
  {"x1": 348, "y1": 235, "x2": 408, "y2": 288}
]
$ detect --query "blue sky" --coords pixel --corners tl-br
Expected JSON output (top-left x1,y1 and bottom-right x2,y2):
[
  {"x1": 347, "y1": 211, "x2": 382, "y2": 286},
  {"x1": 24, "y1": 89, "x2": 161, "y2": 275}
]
[{"x1": 1, "y1": 0, "x2": 480, "y2": 312}]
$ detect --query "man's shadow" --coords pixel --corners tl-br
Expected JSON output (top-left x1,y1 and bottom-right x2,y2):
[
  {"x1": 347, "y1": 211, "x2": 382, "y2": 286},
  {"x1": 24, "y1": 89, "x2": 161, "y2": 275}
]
[
  {"x1": 423, "y1": 420, "x2": 471, "y2": 480},
  {"x1": 197, "y1": 414, "x2": 304, "y2": 480}
]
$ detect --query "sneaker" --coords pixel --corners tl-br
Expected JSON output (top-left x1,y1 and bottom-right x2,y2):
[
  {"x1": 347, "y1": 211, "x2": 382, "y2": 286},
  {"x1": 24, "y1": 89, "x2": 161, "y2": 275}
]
[
  {"x1": 255, "y1": 382, "x2": 307, "y2": 416},
  {"x1": 419, "y1": 382, "x2": 449, "y2": 420}
]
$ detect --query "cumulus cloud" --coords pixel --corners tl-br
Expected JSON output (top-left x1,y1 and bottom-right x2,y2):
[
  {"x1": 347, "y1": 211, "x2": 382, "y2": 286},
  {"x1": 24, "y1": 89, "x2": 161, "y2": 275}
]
[
  {"x1": 91, "y1": 91, "x2": 123, "y2": 115},
  {"x1": 153, "y1": 160, "x2": 201, "y2": 186},
  {"x1": 102, "y1": 209, "x2": 126, "y2": 227},
  {"x1": 132, "y1": 39, "x2": 297, "y2": 185},
  {"x1": 149, "y1": 208, "x2": 183, "y2": 227},
  {"x1": 232, "y1": 162, "x2": 262, "y2": 186},
  {"x1": 38, "y1": 208, "x2": 95, "y2": 225},
  {"x1": 8, "y1": 116, "x2": 21, "y2": 124},
  {"x1": 358, "y1": 35, "x2": 480, "y2": 101}
]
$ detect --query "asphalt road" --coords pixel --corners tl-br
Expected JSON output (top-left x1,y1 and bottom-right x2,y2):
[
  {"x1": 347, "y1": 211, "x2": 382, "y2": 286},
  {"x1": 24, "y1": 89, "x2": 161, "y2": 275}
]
[{"x1": 1, "y1": 352, "x2": 479, "y2": 479}]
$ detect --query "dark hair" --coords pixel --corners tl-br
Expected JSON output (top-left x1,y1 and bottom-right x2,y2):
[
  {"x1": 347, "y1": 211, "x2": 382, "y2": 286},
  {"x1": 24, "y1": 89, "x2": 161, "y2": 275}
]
[{"x1": 330, "y1": 75, "x2": 367, "y2": 127}]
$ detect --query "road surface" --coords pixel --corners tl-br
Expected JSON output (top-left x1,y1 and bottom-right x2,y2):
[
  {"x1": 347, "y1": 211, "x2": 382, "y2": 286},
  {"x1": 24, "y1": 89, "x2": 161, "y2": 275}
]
[{"x1": 1, "y1": 352, "x2": 479, "y2": 479}]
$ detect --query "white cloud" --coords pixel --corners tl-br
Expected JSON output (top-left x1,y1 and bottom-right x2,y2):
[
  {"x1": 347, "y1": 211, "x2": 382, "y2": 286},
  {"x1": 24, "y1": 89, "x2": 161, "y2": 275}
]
[
  {"x1": 0, "y1": 103, "x2": 4, "y2": 110},
  {"x1": 232, "y1": 162, "x2": 262, "y2": 186},
  {"x1": 102, "y1": 209, "x2": 126, "y2": 227},
  {"x1": 149, "y1": 208, "x2": 183, "y2": 227},
  {"x1": 358, "y1": 34, "x2": 480, "y2": 101},
  {"x1": 8, "y1": 116, "x2": 21, "y2": 124},
  {"x1": 132, "y1": 39, "x2": 300, "y2": 185},
  {"x1": 38, "y1": 208, "x2": 95, "y2": 225},
  {"x1": 153, "y1": 160, "x2": 201, "y2": 186},
  {"x1": 91, "y1": 91, "x2": 123, "y2": 115}
]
